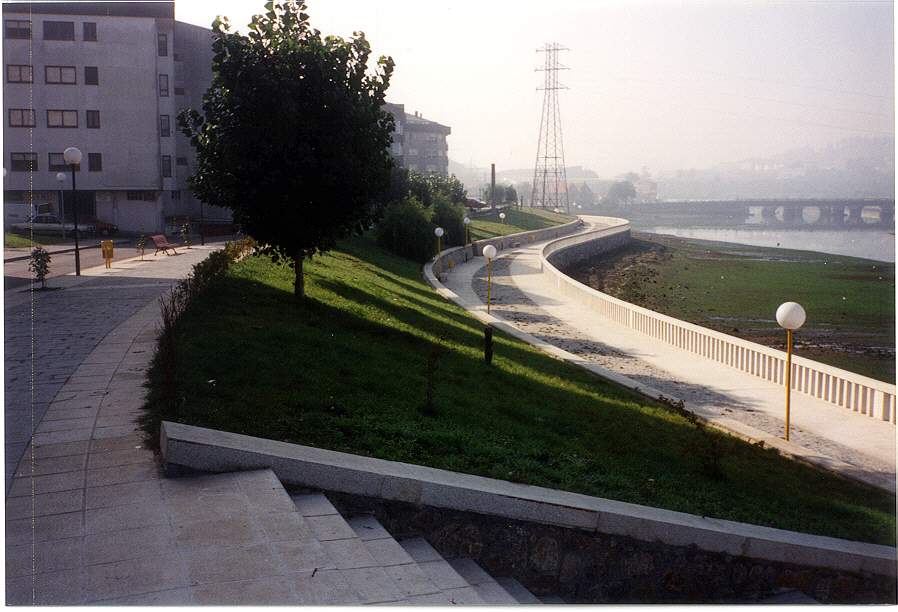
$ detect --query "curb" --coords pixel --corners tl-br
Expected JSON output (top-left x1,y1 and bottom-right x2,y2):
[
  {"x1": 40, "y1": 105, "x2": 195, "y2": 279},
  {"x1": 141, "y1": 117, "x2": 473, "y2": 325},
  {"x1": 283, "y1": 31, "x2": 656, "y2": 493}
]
[
  {"x1": 4, "y1": 238, "x2": 131, "y2": 263},
  {"x1": 161, "y1": 420, "x2": 898, "y2": 578}
]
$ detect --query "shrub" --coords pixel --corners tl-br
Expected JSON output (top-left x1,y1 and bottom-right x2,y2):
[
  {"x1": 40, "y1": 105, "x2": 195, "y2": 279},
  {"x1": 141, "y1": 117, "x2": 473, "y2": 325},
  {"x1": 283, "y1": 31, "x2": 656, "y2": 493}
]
[
  {"x1": 151, "y1": 237, "x2": 257, "y2": 424},
  {"x1": 376, "y1": 197, "x2": 436, "y2": 262},
  {"x1": 432, "y1": 195, "x2": 465, "y2": 247},
  {"x1": 29, "y1": 247, "x2": 51, "y2": 289}
]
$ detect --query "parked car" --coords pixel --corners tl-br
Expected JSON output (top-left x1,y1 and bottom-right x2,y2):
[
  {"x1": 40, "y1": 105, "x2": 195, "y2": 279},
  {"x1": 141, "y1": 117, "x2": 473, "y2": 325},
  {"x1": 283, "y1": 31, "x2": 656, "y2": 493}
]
[
  {"x1": 10, "y1": 214, "x2": 96, "y2": 236},
  {"x1": 89, "y1": 219, "x2": 119, "y2": 236}
]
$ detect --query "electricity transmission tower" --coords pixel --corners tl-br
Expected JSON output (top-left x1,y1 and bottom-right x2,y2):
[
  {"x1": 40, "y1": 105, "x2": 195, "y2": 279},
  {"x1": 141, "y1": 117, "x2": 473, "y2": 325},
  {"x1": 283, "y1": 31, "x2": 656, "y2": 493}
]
[{"x1": 532, "y1": 42, "x2": 570, "y2": 214}]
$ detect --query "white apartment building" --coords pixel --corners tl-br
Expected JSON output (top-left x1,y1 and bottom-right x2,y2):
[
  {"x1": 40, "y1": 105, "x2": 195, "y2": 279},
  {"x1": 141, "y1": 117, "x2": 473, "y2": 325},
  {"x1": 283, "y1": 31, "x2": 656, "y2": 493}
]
[{"x1": 2, "y1": 1, "x2": 223, "y2": 234}]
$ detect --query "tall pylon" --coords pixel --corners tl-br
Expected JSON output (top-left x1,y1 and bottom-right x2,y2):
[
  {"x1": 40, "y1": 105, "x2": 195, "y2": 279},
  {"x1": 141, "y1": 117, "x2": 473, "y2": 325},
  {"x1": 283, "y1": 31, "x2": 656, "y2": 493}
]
[{"x1": 532, "y1": 42, "x2": 570, "y2": 214}]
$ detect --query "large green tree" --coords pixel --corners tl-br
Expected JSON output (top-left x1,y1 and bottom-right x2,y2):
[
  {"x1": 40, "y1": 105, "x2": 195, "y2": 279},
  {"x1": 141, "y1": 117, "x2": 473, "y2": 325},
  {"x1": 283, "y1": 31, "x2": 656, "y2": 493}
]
[{"x1": 180, "y1": 1, "x2": 395, "y2": 298}]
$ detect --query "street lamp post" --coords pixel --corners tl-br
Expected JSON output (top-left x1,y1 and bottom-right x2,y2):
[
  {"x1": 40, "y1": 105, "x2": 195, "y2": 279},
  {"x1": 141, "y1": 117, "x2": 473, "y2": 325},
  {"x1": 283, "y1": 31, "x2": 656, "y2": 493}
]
[
  {"x1": 463, "y1": 216, "x2": 471, "y2": 251},
  {"x1": 434, "y1": 227, "x2": 444, "y2": 276},
  {"x1": 499, "y1": 212, "x2": 506, "y2": 224},
  {"x1": 55, "y1": 172, "x2": 67, "y2": 239},
  {"x1": 63, "y1": 147, "x2": 83, "y2": 275},
  {"x1": 482, "y1": 244, "x2": 497, "y2": 313},
  {"x1": 776, "y1": 301, "x2": 806, "y2": 441}
]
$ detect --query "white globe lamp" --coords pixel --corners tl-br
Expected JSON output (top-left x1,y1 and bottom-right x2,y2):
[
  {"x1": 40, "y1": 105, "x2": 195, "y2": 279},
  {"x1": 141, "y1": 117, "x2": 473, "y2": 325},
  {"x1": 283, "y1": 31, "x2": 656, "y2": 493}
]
[
  {"x1": 776, "y1": 302, "x2": 806, "y2": 330},
  {"x1": 776, "y1": 301, "x2": 806, "y2": 441},
  {"x1": 63, "y1": 146, "x2": 82, "y2": 166}
]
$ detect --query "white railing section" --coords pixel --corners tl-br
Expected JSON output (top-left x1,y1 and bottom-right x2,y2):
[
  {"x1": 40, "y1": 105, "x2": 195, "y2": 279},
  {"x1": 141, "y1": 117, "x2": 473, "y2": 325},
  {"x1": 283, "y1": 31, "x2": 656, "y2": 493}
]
[{"x1": 541, "y1": 218, "x2": 897, "y2": 425}]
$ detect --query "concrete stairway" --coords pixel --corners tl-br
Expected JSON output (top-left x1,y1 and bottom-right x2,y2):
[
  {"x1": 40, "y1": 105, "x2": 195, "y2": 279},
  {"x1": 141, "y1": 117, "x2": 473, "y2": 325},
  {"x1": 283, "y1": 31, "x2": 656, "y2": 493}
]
[{"x1": 292, "y1": 491, "x2": 555, "y2": 604}]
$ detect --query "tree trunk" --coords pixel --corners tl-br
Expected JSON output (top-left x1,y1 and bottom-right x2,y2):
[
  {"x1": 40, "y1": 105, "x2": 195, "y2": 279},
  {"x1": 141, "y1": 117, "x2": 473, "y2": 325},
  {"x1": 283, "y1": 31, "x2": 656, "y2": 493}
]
[{"x1": 294, "y1": 253, "x2": 305, "y2": 299}]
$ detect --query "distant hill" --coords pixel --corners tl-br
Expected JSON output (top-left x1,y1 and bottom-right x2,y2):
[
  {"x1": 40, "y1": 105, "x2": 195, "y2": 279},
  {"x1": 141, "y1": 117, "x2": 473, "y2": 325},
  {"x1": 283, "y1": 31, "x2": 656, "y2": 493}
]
[{"x1": 657, "y1": 137, "x2": 895, "y2": 200}]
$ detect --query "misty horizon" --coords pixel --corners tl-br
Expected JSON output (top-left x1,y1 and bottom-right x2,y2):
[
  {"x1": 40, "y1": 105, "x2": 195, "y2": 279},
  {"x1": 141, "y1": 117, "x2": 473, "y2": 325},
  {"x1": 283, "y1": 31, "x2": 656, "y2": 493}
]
[{"x1": 176, "y1": 0, "x2": 895, "y2": 183}]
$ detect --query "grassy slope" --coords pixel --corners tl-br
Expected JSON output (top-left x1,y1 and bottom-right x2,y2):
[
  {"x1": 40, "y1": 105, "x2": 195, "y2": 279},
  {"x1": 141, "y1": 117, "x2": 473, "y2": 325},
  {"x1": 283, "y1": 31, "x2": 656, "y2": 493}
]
[
  {"x1": 469, "y1": 207, "x2": 573, "y2": 241},
  {"x1": 144, "y1": 234, "x2": 895, "y2": 545},
  {"x1": 578, "y1": 233, "x2": 895, "y2": 382}
]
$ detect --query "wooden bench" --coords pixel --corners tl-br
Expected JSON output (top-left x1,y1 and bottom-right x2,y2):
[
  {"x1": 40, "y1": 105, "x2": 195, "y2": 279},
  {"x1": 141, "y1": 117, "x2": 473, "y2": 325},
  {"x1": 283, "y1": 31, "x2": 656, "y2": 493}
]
[{"x1": 151, "y1": 234, "x2": 178, "y2": 256}]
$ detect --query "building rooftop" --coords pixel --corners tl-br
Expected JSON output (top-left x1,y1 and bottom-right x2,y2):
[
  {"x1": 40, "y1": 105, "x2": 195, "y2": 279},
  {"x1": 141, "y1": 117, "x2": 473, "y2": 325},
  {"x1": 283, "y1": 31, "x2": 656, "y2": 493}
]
[{"x1": 2, "y1": 1, "x2": 174, "y2": 18}]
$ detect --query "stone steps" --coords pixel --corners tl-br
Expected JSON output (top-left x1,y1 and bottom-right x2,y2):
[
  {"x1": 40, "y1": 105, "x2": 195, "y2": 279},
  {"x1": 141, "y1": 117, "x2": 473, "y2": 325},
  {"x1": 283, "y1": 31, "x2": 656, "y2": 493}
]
[{"x1": 291, "y1": 491, "x2": 548, "y2": 605}]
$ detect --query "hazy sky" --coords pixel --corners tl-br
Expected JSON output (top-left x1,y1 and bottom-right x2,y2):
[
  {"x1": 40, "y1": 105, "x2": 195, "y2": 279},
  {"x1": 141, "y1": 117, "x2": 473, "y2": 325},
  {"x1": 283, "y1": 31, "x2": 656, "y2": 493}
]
[{"x1": 176, "y1": 0, "x2": 895, "y2": 178}]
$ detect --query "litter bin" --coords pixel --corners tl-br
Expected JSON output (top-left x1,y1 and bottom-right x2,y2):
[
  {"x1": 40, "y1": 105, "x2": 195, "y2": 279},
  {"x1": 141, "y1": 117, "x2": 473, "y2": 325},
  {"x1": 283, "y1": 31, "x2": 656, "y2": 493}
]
[{"x1": 101, "y1": 240, "x2": 114, "y2": 269}]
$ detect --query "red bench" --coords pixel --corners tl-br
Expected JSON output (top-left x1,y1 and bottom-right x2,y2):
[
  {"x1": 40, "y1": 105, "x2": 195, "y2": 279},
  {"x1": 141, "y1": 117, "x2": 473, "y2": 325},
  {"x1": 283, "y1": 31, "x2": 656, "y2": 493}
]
[{"x1": 151, "y1": 234, "x2": 178, "y2": 256}]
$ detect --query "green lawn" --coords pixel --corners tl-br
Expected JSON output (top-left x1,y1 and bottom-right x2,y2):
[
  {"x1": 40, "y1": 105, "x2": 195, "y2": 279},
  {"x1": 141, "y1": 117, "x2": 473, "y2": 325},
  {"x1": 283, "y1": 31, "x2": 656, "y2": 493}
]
[
  {"x1": 4, "y1": 232, "x2": 73, "y2": 248},
  {"x1": 568, "y1": 233, "x2": 895, "y2": 382},
  {"x1": 469, "y1": 207, "x2": 573, "y2": 241},
  {"x1": 143, "y1": 234, "x2": 895, "y2": 545}
]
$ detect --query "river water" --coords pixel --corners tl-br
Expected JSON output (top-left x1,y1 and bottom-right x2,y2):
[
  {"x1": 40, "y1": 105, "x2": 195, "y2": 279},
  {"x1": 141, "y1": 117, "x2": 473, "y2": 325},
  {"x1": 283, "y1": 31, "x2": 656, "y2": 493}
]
[{"x1": 640, "y1": 227, "x2": 895, "y2": 262}]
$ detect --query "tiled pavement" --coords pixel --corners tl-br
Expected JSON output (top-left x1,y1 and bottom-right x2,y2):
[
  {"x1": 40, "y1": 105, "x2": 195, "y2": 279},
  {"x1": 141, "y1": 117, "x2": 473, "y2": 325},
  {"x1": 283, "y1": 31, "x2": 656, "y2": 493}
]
[{"x1": 3, "y1": 247, "x2": 219, "y2": 489}]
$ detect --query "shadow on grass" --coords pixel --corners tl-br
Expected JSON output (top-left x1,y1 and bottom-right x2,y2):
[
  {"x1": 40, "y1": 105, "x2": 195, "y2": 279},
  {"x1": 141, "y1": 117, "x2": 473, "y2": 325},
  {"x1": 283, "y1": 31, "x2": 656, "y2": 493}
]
[{"x1": 141, "y1": 247, "x2": 896, "y2": 546}]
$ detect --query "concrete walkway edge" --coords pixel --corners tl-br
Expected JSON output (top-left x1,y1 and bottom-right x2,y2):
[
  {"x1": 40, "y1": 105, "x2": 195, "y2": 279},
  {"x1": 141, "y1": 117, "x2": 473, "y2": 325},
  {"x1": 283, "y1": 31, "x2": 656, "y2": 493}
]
[{"x1": 423, "y1": 228, "x2": 896, "y2": 494}]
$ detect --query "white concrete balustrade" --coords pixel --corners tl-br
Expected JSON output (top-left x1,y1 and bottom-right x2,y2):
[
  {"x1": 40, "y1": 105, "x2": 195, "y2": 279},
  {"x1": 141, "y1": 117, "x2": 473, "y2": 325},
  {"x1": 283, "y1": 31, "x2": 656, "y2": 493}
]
[{"x1": 539, "y1": 218, "x2": 896, "y2": 426}]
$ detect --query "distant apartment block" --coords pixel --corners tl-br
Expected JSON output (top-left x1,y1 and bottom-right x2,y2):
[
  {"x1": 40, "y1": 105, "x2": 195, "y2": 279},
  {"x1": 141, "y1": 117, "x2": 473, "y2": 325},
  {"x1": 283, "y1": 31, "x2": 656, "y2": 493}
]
[
  {"x1": 2, "y1": 1, "x2": 221, "y2": 233},
  {"x1": 385, "y1": 103, "x2": 450, "y2": 176}
]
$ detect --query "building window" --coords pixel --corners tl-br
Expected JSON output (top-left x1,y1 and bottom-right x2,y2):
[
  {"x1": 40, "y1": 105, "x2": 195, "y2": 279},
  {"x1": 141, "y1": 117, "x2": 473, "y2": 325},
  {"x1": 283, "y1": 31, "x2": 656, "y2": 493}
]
[
  {"x1": 4, "y1": 20, "x2": 31, "y2": 39},
  {"x1": 10, "y1": 153, "x2": 38, "y2": 172},
  {"x1": 161, "y1": 156, "x2": 172, "y2": 177},
  {"x1": 126, "y1": 191, "x2": 156, "y2": 201},
  {"x1": 171, "y1": 190, "x2": 181, "y2": 200},
  {"x1": 158, "y1": 74, "x2": 169, "y2": 97},
  {"x1": 86, "y1": 110, "x2": 101, "y2": 129},
  {"x1": 174, "y1": 87, "x2": 185, "y2": 96},
  {"x1": 43, "y1": 21, "x2": 75, "y2": 41},
  {"x1": 6, "y1": 64, "x2": 33, "y2": 83},
  {"x1": 48, "y1": 153, "x2": 68, "y2": 171},
  {"x1": 176, "y1": 157, "x2": 188, "y2": 166},
  {"x1": 47, "y1": 109, "x2": 78, "y2": 128},
  {"x1": 83, "y1": 22, "x2": 97, "y2": 41},
  {"x1": 45, "y1": 65, "x2": 76, "y2": 84},
  {"x1": 88, "y1": 153, "x2": 102, "y2": 172},
  {"x1": 84, "y1": 66, "x2": 99, "y2": 85},
  {"x1": 157, "y1": 32, "x2": 168, "y2": 56},
  {"x1": 160, "y1": 115, "x2": 171, "y2": 137},
  {"x1": 8, "y1": 109, "x2": 35, "y2": 127}
]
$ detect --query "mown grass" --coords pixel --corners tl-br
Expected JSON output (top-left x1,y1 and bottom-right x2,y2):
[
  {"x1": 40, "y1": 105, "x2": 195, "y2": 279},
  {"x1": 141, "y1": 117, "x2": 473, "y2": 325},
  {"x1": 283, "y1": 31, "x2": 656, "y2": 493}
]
[
  {"x1": 143, "y1": 233, "x2": 895, "y2": 545},
  {"x1": 469, "y1": 207, "x2": 573, "y2": 241},
  {"x1": 4, "y1": 232, "x2": 74, "y2": 248}
]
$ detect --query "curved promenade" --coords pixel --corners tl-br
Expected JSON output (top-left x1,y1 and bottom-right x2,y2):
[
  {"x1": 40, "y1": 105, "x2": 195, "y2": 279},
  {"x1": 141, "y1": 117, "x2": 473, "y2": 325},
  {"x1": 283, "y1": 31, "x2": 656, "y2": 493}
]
[{"x1": 426, "y1": 215, "x2": 896, "y2": 492}]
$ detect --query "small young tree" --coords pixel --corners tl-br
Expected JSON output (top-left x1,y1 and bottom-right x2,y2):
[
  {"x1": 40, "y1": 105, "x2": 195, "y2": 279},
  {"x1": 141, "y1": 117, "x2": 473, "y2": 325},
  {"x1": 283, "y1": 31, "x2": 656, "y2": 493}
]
[
  {"x1": 136, "y1": 235, "x2": 147, "y2": 260},
  {"x1": 180, "y1": 1, "x2": 396, "y2": 299},
  {"x1": 180, "y1": 223, "x2": 191, "y2": 248},
  {"x1": 29, "y1": 247, "x2": 51, "y2": 289}
]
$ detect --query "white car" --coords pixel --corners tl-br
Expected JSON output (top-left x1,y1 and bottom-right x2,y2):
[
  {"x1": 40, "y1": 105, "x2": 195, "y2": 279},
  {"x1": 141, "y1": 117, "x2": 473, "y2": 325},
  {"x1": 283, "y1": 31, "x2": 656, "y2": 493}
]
[{"x1": 10, "y1": 214, "x2": 95, "y2": 236}]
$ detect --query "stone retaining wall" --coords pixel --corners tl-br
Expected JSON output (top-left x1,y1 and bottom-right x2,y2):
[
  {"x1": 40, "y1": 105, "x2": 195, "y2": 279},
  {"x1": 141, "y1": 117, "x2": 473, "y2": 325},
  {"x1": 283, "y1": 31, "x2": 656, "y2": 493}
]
[
  {"x1": 429, "y1": 218, "x2": 583, "y2": 281},
  {"x1": 329, "y1": 492, "x2": 897, "y2": 604}
]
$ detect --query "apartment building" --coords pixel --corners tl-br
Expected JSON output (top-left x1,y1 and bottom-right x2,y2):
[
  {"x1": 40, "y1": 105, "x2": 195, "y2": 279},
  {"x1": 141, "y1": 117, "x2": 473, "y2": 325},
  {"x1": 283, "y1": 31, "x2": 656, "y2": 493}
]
[
  {"x1": 2, "y1": 1, "x2": 220, "y2": 233},
  {"x1": 384, "y1": 104, "x2": 451, "y2": 176}
]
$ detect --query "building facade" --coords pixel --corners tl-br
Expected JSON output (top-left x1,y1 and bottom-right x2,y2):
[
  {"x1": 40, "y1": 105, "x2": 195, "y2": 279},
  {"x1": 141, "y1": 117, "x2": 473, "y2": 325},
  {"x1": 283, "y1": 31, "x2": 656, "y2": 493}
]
[
  {"x1": 384, "y1": 104, "x2": 450, "y2": 176},
  {"x1": 2, "y1": 1, "x2": 222, "y2": 234}
]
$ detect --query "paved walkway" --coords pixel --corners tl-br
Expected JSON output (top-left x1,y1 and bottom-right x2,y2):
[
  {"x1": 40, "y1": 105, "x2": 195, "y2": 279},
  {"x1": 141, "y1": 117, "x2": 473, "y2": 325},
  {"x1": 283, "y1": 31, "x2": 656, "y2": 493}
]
[
  {"x1": 3, "y1": 246, "x2": 215, "y2": 602},
  {"x1": 442, "y1": 217, "x2": 896, "y2": 491}
]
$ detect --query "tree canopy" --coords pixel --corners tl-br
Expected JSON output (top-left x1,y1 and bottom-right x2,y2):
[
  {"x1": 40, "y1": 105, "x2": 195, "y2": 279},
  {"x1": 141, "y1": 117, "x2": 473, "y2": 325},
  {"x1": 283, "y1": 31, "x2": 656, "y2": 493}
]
[
  {"x1": 603, "y1": 181, "x2": 637, "y2": 207},
  {"x1": 179, "y1": 0, "x2": 395, "y2": 298}
]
